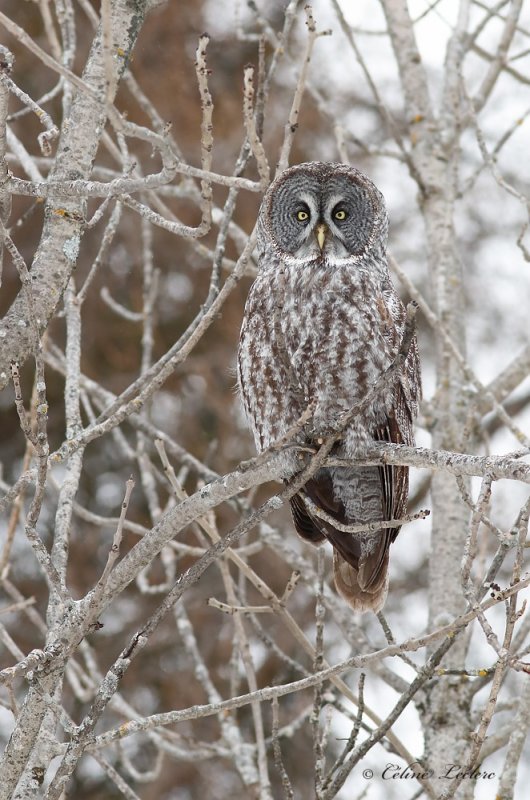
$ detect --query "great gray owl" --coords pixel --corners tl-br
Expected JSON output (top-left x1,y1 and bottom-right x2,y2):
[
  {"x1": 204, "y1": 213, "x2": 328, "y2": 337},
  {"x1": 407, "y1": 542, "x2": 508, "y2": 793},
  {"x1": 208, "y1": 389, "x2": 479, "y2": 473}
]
[{"x1": 237, "y1": 162, "x2": 421, "y2": 612}]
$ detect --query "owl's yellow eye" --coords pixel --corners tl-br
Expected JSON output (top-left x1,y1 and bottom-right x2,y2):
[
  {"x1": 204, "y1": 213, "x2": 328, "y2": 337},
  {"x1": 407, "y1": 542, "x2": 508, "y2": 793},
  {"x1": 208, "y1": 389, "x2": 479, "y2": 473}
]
[
  {"x1": 296, "y1": 209, "x2": 309, "y2": 222},
  {"x1": 334, "y1": 209, "x2": 347, "y2": 221}
]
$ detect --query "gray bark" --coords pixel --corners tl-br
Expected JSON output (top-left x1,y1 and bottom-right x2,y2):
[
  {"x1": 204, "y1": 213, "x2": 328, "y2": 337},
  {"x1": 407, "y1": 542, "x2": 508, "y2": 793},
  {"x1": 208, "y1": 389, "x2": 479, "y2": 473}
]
[
  {"x1": 0, "y1": 0, "x2": 149, "y2": 389},
  {"x1": 381, "y1": 0, "x2": 479, "y2": 791},
  {"x1": 0, "y1": 2, "x2": 150, "y2": 796}
]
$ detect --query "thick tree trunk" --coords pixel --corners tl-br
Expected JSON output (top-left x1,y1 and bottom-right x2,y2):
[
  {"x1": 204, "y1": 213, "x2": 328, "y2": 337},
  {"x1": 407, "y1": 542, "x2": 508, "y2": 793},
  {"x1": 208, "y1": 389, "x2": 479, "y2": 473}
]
[
  {"x1": 0, "y1": 0, "x2": 149, "y2": 389},
  {"x1": 0, "y1": 2, "x2": 149, "y2": 796},
  {"x1": 381, "y1": 1, "x2": 473, "y2": 791}
]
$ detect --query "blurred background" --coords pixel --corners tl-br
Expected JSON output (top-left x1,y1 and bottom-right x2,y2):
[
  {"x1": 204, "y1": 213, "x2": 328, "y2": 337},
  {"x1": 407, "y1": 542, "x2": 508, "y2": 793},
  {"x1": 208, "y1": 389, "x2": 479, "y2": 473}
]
[{"x1": 1, "y1": 1, "x2": 530, "y2": 797}]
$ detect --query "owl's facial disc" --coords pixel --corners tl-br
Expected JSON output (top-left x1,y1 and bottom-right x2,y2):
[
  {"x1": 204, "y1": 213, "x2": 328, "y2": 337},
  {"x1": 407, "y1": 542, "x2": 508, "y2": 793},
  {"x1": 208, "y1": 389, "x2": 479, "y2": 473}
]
[
  {"x1": 266, "y1": 164, "x2": 384, "y2": 263},
  {"x1": 322, "y1": 185, "x2": 377, "y2": 258}
]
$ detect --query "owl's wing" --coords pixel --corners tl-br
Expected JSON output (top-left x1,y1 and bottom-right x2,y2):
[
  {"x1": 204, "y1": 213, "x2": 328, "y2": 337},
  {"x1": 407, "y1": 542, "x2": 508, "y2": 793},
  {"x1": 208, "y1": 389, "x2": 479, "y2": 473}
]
[
  {"x1": 325, "y1": 400, "x2": 408, "y2": 595},
  {"x1": 290, "y1": 492, "x2": 326, "y2": 543},
  {"x1": 353, "y1": 341, "x2": 419, "y2": 592},
  {"x1": 289, "y1": 349, "x2": 419, "y2": 610},
  {"x1": 290, "y1": 468, "x2": 390, "y2": 604}
]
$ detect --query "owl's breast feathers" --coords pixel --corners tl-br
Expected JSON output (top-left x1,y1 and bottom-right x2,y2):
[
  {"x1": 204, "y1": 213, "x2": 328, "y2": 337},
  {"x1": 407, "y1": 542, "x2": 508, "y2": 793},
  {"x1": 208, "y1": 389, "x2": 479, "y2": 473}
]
[
  {"x1": 238, "y1": 259, "x2": 417, "y2": 445},
  {"x1": 238, "y1": 255, "x2": 420, "y2": 613}
]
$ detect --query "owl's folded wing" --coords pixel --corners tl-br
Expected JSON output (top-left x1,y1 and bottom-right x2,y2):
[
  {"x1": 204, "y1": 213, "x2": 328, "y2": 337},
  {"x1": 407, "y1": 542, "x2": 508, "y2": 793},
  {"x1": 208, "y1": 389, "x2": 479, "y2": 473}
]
[{"x1": 288, "y1": 378, "x2": 414, "y2": 607}]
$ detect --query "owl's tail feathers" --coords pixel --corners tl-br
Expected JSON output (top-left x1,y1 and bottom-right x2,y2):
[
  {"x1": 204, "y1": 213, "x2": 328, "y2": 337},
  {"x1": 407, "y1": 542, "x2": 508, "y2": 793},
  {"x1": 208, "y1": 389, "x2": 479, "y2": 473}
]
[
  {"x1": 289, "y1": 470, "x2": 392, "y2": 613},
  {"x1": 333, "y1": 549, "x2": 389, "y2": 613}
]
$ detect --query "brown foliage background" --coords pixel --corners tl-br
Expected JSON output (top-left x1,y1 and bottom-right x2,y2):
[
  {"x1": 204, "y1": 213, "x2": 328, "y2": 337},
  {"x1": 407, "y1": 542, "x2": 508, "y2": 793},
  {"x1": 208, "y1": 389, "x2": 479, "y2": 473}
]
[{"x1": 2, "y1": 1, "x2": 530, "y2": 799}]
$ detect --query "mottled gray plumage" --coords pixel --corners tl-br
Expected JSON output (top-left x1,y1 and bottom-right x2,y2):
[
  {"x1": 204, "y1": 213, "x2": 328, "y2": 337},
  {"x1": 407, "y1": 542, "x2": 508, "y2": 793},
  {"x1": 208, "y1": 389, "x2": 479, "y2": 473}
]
[{"x1": 238, "y1": 162, "x2": 421, "y2": 612}]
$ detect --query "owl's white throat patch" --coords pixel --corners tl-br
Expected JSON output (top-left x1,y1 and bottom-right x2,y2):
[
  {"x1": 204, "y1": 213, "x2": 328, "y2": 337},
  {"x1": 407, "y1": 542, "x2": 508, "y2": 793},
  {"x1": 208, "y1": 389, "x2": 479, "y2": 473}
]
[
  {"x1": 323, "y1": 253, "x2": 362, "y2": 267},
  {"x1": 280, "y1": 251, "x2": 361, "y2": 269}
]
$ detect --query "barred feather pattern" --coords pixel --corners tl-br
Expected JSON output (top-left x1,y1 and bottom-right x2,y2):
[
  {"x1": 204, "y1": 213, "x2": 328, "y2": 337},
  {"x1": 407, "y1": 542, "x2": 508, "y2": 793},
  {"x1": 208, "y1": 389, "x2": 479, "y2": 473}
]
[{"x1": 238, "y1": 162, "x2": 421, "y2": 612}]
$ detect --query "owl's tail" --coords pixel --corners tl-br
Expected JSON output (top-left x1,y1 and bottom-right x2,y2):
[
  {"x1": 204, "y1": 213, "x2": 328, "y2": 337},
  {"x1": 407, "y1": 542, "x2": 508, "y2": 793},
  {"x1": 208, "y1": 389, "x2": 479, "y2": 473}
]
[
  {"x1": 332, "y1": 549, "x2": 389, "y2": 613},
  {"x1": 289, "y1": 465, "x2": 397, "y2": 613}
]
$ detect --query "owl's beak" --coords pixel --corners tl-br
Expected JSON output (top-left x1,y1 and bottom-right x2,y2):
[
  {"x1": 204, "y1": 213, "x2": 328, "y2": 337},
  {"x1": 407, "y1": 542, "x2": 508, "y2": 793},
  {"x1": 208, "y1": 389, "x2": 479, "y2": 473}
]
[{"x1": 316, "y1": 223, "x2": 327, "y2": 251}]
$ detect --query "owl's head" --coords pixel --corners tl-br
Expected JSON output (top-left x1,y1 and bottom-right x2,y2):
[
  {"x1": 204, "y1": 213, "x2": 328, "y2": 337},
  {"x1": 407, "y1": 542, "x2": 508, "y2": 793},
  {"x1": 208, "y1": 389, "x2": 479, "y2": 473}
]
[{"x1": 257, "y1": 162, "x2": 388, "y2": 266}]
